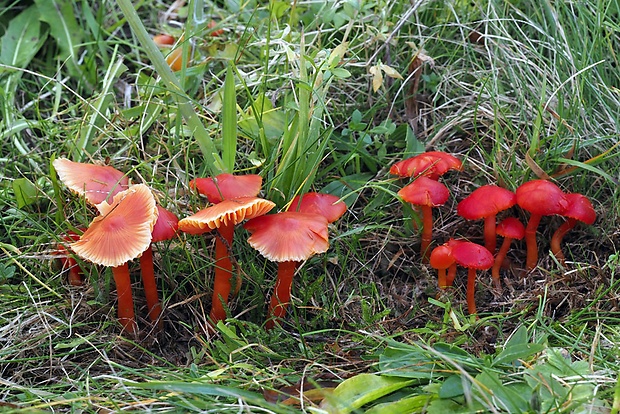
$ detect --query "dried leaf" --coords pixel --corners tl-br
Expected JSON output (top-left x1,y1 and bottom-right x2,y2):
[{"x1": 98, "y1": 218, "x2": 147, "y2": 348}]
[
  {"x1": 524, "y1": 152, "x2": 551, "y2": 180},
  {"x1": 379, "y1": 63, "x2": 403, "y2": 80},
  {"x1": 369, "y1": 65, "x2": 383, "y2": 92}
]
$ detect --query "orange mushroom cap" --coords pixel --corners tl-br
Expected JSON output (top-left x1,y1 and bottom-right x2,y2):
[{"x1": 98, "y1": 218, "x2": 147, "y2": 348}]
[
  {"x1": 561, "y1": 193, "x2": 596, "y2": 225},
  {"x1": 152, "y1": 205, "x2": 179, "y2": 242},
  {"x1": 244, "y1": 212, "x2": 330, "y2": 262},
  {"x1": 397, "y1": 176, "x2": 450, "y2": 207},
  {"x1": 496, "y1": 217, "x2": 525, "y2": 240},
  {"x1": 452, "y1": 241, "x2": 494, "y2": 270},
  {"x1": 429, "y1": 245, "x2": 455, "y2": 270},
  {"x1": 53, "y1": 158, "x2": 129, "y2": 206},
  {"x1": 288, "y1": 193, "x2": 347, "y2": 223},
  {"x1": 516, "y1": 180, "x2": 568, "y2": 216},
  {"x1": 70, "y1": 184, "x2": 158, "y2": 267},
  {"x1": 178, "y1": 196, "x2": 275, "y2": 235},
  {"x1": 457, "y1": 185, "x2": 516, "y2": 220},
  {"x1": 190, "y1": 173, "x2": 263, "y2": 204},
  {"x1": 390, "y1": 151, "x2": 462, "y2": 180}
]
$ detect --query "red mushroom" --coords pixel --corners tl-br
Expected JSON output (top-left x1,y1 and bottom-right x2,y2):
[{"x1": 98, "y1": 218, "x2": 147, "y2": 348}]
[
  {"x1": 491, "y1": 217, "x2": 525, "y2": 292},
  {"x1": 190, "y1": 173, "x2": 263, "y2": 203},
  {"x1": 70, "y1": 184, "x2": 158, "y2": 336},
  {"x1": 516, "y1": 180, "x2": 568, "y2": 270},
  {"x1": 390, "y1": 151, "x2": 462, "y2": 180},
  {"x1": 451, "y1": 241, "x2": 494, "y2": 314},
  {"x1": 139, "y1": 205, "x2": 178, "y2": 331},
  {"x1": 244, "y1": 212, "x2": 330, "y2": 329},
  {"x1": 52, "y1": 158, "x2": 129, "y2": 206},
  {"x1": 456, "y1": 185, "x2": 516, "y2": 254},
  {"x1": 287, "y1": 192, "x2": 347, "y2": 223},
  {"x1": 429, "y1": 244, "x2": 455, "y2": 289},
  {"x1": 397, "y1": 176, "x2": 450, "y2": 261},
  {"x1": 179, "y1": 196, "x2": 275, "y2": 324},
  {"x1": 56, "y1": 230, "x2": 84, "y2": 286},
  {"x1": 550, "y1": 193, "x2": 596, "y2": 265}
]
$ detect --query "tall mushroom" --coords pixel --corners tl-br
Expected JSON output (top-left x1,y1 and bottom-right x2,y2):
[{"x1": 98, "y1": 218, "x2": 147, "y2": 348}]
[
  {"x1": 179, "y1": 196, "x2": 275, "y2": 324},
  {"x1": 456, "y1": 185, "x2": 516, "y2": 254},
  {"x1": 287, "y1": 192, "x2": 347, "y2": 223},
  {"x1": 550, "y1": 193, "x2": 596, "y2": 265},
  {"x1": 70, "y1": 184, "x2": 158, "y2": 336},
  {"x1": 451, "y1": 241, "x2": 494, "y2": 315},
  {"x1": 516, "y1": 180, "x2": 568, "y2": 270},
  {"x1": 491, "y1": 217, "x2": 525, "y2": 292},
  {"x1": 244, "y1": 212, "x2": 330, "y2": 329},
  {"x1": 397, "y1": 176, "x2": 450, "y2": 261},
  {"x1": 390, "y1": 151, "x2": 462, "y2": 180}
]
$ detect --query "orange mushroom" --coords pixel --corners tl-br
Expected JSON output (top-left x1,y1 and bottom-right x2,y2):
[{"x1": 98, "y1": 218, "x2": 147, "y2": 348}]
[
  {"x1": 429, "y1": 244, "x2": 455, "y2": 289},
  {"x1": 56, "y1": 230, "x2": 84, "y2": 286},
  {"x1": 491, "y1": 217, "x2": 525, "y2": 292},
  {"x1": 179, "y1": 196, "x2": 275, "y2": 324},
  {"x1": 390, "y1": 151, "x2": 462, "y2": 180},
  {"x1": 451, "y1": 241, "x2": 494, "y2": 315},
  {"x1": 70, "y1": 184, "x2": 158, "y2": 336},
  {"x1": 287, "y1": 192, "x2": 347, "y2": 223},
  {"x1": 244, "y1": 212, "x2": 330, "y2": 329},
  {"x1": 550, "y1": 193, "x2": 596, "y2": 265}
]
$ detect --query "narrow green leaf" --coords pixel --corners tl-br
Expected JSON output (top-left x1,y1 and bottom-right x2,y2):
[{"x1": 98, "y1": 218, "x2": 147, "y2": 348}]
[
  {"x1": 365, "y1": 394, "x2": 437, "y2": 414},
  {"x1": 0, "y1": 5, "x2": 44, "y2": 68},
  {"x1": 492, "y1": 343, "x2": 545, "y2": 367},
  {"x1": 33, "y1": 0, "x2": 83, "y2": 62},
  {"x1": 222, "y1": 64, "x2": 237, "y2": 172}
]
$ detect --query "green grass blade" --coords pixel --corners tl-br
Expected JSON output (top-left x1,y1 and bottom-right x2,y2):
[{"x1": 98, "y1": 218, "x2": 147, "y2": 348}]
[{"x1": 222, "y1": 64, "x2": 238, "y2": 172}]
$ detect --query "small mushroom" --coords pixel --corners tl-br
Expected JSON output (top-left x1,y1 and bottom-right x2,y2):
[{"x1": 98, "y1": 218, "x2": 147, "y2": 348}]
[
  {"x1": 491, "y1": 217, "x2": 525, "y2": 292},
  {"x1": 451, "y1": 241, "x2": 494, "y2": 314},
  {"x1": 287, "y1": 192, "x2": 347, "y2": 223},
  {"x1": 550, "y1": 193, "x2": 596, "y2": 265},
  {"x1": 429, "y1": 244, "x2": 455, "y2": 289},
  {"x1": 70, "y1": 184, "x2": 158, "y2": 336},
  {"x1": 244, "y1": 212, "x2": 330, "y2": 329},
  {"x1": 397, "y1": 176, "x2": 450, "y2": 261},
  {"x1": 390, "y1": 151, "x2": 462, "y2": 180},
  {"x1": 456, "y1": 185, "x2": 516, "y2": 254},
  {"x1": 179, "y1": 196, "x2": 275, "y2": 324},
  {"x1": 516, "y1": 180, "x2": 568, "y2": 270},
  {"x1": 56, "y1": 230, "x2": 84, "y2": 286}
]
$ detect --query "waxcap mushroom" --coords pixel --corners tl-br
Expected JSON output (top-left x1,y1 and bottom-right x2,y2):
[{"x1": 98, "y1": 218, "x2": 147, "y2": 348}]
[
  {"x1": 451, "y1": 241, "x2": 494, "y2": 314},
  {"x1": 430, "y1": 244, "x2": 455, "y2": 289},
  {"x1": 70, "y1": 184, "x2": 158, "y2": 268},
  {"x1": 244, "y1": 212, "x2": 329, "y2": 262},
  {"x1": 179, "y1": 196, "x2": 275, "y2": 235},
  {"x1": 550, "y1": 193, "x2": 596, "y2": 264},
  {"x1": 152, "y1": 205, "x2": 179, "y2": 242},
  {"x1": 390, "y1": 151, "x2": 462, "y2": 180},
  {"x1": 190, "y1": 173, "x2": 262, "y2": 203},
  {"x1": 288, "y1": 192, "x2": 347, "y2": 223},
  {"x1": 53, "y1": 157, "x2": 129, "y2": 206}
]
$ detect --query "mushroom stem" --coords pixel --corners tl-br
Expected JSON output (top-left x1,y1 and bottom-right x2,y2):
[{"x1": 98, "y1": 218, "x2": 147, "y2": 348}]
[
  {"x1": 524, "y1": 214, "x2": 543, "y2": 270},
  {"x1": 139, "y1": 246, "x2": 163, "y2": 331},
  {"x1": 492, "y1": 237, "x2": 513, "y2": 293},
  {"x1": 209, "y1": 223, "x2": 235, "y2": 324},
  {"x1": 446, "y1": 263, "x2": 457, "y2": 287},
  {"x1": 266, "y1": 260, "x2": 299, "y2": 329},
  {"x1": 64, "y1": 257, "x2": 84, "y2": 286},
  {"x1": 466, "y1": 268, "x2": 477, "y2": 315},
  {"x1": 419, "y1": 205, "x2": 433, "y2": 262},
  {"x1": 550, "y1": 218, "x2": 577, "y2": 265},
  {"x1": 437, "y1": 269, "x2": 447, "y2": 289},
  {"x1": 483, "y1": 215, "x2": 497, "y2": 254},
  {"x1": 112, "y1": 264, "x2": 138, "y2": 336}
]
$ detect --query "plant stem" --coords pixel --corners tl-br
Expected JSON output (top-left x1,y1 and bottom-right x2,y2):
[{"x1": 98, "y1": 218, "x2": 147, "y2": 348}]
[
  {"x1": 112, "y1": 264, "x2": 138, "y2": 336},
  {"x1": 209, "y1": 224, "x2": 235, "y2": 324},
  {"x1": 139, "y1": 246, "x2": 163, "y2": 331},
  {"x1": 266, "y1": 260, "x2": 299, "y2": 329}
]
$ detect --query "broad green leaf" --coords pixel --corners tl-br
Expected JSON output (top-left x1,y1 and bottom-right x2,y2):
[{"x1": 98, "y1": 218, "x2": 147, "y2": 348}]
[
  {"x1": 475, "y1": 370, "x2": 530, "y2": 413},
  {"x1": 365, "y1": 394, "x2": 437, "y2": 414},
  {"x1": 320, "y1": 374, "x2": 415, "y2": 414},
  {"x1": 12, "y1": 178, "x2": 39, "y2": 208},
  {"x1": 492, "y1": 343, "x2": 545, "y2": 367},
  {"x1": 238, "y1": 94, "x2": 286, "y2": 144},
  {"x1": 439, "y1": 375, "x2": 464, "y2": 399},
  {"x1": 0, "y1": 5, "x2": 45, "y2": 69},
  {"x1": 33, "y1": 0, "x2": 83, "y2": 62}
]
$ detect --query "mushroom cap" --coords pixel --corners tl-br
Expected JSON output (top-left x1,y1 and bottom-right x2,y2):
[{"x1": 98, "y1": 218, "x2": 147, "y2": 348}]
[
  {"x1": 288, "y1": 192, "x2": 347, "y2": 223},
  {"x1": 429, "y1": 245, "x2": 455, "y2": 270},
  {"x1": 516, "y1": 180, "x2": 568, "y2": 216},
  {"x1": 397, "y1": 176, "x2": 450, "y2": 207},
  {"x1": 178, "y1": 196, "x2": 275, "y2": 235},
  {"x1": 244, "y1": 212, "x2": 330, "y2": 262},
  {"x1": 562, "y1": 193, "x2": 596, "y2": 225},
  {"x1": 496, "y1": 217, "x2": 525, "y2": 240},
  {"x1": 190, "y1": 173, "x2": 263, "y2": 204},
  {"x1": 452, "y1": 241, "x2": 494, "y2": 270},
  {"x1": 53, "y1": 158, "x2": 130, "y2": 206},
  {"x1": 152, "y1": 205, "x2": 179, "y2": 242},
  {"x1": 457, "y1": 185, "x2": 516, "y2": 219},
  {"x1": 390, "y1": 151, "x2": 462, "y2": 179},
  {"x1": 70, "y1": 184, "x2": 158, "y2": 267}
]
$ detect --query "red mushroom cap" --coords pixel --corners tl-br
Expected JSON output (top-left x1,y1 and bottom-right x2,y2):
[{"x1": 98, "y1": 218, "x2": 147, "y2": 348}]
[
  {"x1": 190, "y1": 173, "x2": 263, "y2": 204},
  {"x1": 496, "y1": 217, "x2": 525, "y2": 240},
  {"x1": 152, "y1": 205, "x2": 179, "y2": 242},
  {"x1": 451, "y1": 241, "x2": 494, "y2": 270},
  {"x1": 457, "y1": 185, "x2": 516, "y2": 220},
  {"x1": 244, "y1": 212, "x2": 329, "y2": 262},
  {"x1": 179, "y1": 196, "x2": 275, "y2": 235},
  {"x1": 53, "y1": 158, "x2": 129, "y2": 206},
  {"x1": 397, "y1": 176, "x2": 450, "y2": 207},
  {"x1": 288, "y1": 193, "x2": 347, "y2": 223},
  {"x1": 70, "y1": 184, "x2": 158, "y2": 267},
  {"x1": 561, "y1": 193, "x2": 596, "y2": 225},
  {"x1": 516, "y1": 180, "x2": 568, "y2": 216},
  {"x1": 390, "y1": 151, "x2": 462, "y2": 180},
  {"x1": 429, "y1": 245, "x2": 455, "y2": 270}
]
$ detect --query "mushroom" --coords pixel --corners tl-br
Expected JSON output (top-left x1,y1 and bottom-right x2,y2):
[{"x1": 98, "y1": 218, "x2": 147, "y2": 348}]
[
  {"x1": 287, "y1": 192, "x2": 347, "y2": 223},
  {"x1": 390, "y1": 151, "x2": 462, "y2": 180},
  {"x1": 139, "y1": 205, "x2": 178, "y2": 331},
  {"x1": 516, "y1": 180, "x2": 568, "y2": 270},
  {"x1": 429, "y1": 244, "x2": 455, "y2": 289},
  {"x1": 52, "y1": 158, "x2": 129, "y2": 206},
  {"x1": 70, "y1": 184, "x2": 158, "y2": 336},
  {"x1": 550, "y1": 193, "x2": 596, "y2": 265},
  {"x1": 179, "y1": 196, "x2": 275, "y2": 324},
  {"x1": 451, "y1": 241, "x2": 494, "y2": 314},
  {"x1": 397, "y1": 176, "x2": 450, "y2": 261},
  {"x1": 190, "y1": 173, "x2": 263, "y2": 203},
  {"x1": 243, "y1": 212, "x2": 330, "y2": 329},
  {"x1": 491, "y1": 217, "x2": 525, "y2": 292},
  {"x1": 56, "y1": 230, "x2": 84, "y2": 286},
  {"x1": 456, "y1": 185, "x2": 516, "y2": 254}
]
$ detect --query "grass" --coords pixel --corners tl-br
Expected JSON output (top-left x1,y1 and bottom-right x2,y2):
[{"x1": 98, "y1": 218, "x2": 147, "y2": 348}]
[{"x1": 1, "y1": 0, "x2": 620, "y2": 412}]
